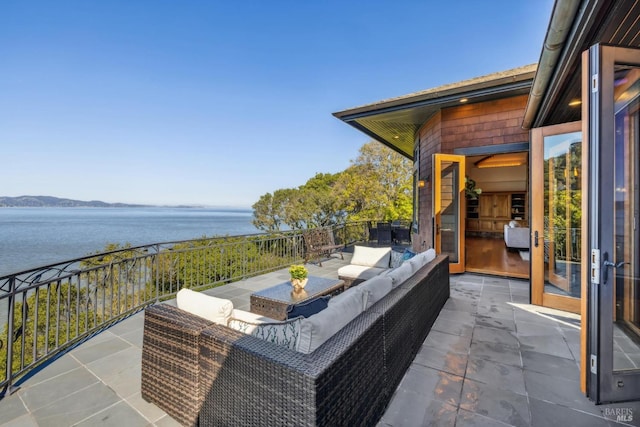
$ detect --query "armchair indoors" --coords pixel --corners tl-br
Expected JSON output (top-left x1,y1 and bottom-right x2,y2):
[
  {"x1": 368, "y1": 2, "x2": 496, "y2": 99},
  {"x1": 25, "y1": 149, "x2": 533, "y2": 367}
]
[{"x1": 504, "y1": 222, "x2": 530, "y2": 250}]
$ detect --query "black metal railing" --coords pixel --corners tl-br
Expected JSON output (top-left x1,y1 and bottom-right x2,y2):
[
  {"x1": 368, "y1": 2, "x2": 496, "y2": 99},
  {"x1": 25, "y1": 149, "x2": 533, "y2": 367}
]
[{"x1": 0, "y1": 221, "x2": 370, "y2": 395}]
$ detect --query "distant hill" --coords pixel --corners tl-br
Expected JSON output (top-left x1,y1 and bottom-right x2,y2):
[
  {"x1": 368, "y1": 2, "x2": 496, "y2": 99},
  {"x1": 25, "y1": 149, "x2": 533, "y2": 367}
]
[{"x1": 0, "y1": 195, "x2": 149, "y2": 208}]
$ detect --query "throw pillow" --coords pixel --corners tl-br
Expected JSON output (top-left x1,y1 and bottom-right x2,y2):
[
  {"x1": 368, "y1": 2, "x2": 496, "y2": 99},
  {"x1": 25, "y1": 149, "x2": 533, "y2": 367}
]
[
  {"x1": 286, "y1": 296, "x2": 330, "y2": 319},
  {"x1": 402, "y1": 248, "x2": 416, "y2": 261},
  {"x1": 227, "y1": 317, "x2": 302, "y2": 351},
  {"x1": 389, "y1": 250, "x2": 404, "y2": 268},
  {"x1": 176, "y1": 288, "x2": 233, "y2": 325}
]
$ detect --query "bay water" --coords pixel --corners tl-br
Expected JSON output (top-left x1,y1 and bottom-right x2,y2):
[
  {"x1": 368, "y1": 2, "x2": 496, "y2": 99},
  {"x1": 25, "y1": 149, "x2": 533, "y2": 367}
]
[{"x1": 0, "y1": 207, "x2": 259, "y2": 277}]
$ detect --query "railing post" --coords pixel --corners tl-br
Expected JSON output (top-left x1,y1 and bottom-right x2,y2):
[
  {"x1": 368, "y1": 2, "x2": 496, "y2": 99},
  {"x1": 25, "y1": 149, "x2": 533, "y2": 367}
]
[
  {"x1": 242, "y1": 236, "x2": 248, "y2": 279},
  {"x1": 4, "y1": 276, "x2": 16, "y2": 395},
  {"x1": 154, "y1": 244, "x2": 160, "y2": 302}
]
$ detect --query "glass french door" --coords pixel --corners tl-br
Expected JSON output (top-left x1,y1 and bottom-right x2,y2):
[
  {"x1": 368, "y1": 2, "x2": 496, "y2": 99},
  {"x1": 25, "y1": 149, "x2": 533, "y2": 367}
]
[
  {"x1": 588, "y1": 44, "x2": 640, "y2": 403},
  {"x1": 433, "y1": 154, "x2": 465, "y2": 274},
  {"x1": 531, "y1": 122, "x2": 582, "y2": 314}
]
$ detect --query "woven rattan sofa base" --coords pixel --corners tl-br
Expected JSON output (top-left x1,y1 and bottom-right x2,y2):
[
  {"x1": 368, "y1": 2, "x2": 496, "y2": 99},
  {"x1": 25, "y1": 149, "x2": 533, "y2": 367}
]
[{"x1": 140, "y1": 255, "x2": 450, "y2": 426}]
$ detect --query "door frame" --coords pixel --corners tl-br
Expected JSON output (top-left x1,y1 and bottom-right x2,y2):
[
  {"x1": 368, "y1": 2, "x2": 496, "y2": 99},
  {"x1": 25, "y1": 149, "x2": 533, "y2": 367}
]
[
  {"x1": 433, "y1": 154, "x2": 466, "y2": 274},
  {"x1": 530, "y1": 121, "x2": 582, "y2": 314},
  {"x1": 587, "y1": 43, "x2": 640, "y2": 404}
]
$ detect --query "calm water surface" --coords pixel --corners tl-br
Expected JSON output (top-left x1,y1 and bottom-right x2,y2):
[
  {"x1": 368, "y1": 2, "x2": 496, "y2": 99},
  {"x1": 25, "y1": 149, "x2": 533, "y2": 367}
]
[{"x1": 0, "y1": 207, "x2": 259, "y2": 276}]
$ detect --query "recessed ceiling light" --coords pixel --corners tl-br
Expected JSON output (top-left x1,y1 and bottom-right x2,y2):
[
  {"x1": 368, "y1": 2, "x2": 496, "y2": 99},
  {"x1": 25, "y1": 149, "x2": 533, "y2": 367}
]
[
  {"x1": 393, "y1": 135, "x2": 400, "y2": 139},
  {"x1": 568, "y1": 99, "x2": 582, "y2": 107},
  {"x1": 460, "y1": 98, "x2": 468, "y2": 103}
]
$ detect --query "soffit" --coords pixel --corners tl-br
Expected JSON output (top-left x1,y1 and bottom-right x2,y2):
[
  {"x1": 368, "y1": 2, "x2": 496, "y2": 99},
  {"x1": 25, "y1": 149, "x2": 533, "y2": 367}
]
[
  {"x1": 531, "y1": 0, "x2": 640, "y2": 127},
  {"x1": 334, "y1": 65, "x2": 536, "y2": 160}
]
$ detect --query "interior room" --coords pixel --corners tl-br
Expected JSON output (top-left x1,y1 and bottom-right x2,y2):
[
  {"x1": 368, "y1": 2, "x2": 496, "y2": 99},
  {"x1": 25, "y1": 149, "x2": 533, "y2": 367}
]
[{"x1": 464, "y1": 151, "x2": 530, "y2": 278}]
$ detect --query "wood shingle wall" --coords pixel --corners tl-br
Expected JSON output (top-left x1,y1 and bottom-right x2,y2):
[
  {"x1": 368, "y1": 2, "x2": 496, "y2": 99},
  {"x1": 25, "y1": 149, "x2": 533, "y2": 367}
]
[{"x1": 414, "y1": 95, "x2": 528, "y2": 251}]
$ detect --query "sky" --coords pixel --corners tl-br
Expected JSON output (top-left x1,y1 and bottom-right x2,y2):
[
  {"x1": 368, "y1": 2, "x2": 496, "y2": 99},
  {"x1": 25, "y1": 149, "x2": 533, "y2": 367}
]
[{"x1": 1, "y1": 0, "x2": 555, "y2": 208}]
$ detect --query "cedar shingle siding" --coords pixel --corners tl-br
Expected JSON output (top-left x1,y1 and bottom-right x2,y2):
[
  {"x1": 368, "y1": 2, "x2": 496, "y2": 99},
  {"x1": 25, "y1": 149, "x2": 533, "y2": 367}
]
[{"x1": 415, "y1": 95, "x2": 528, "y2": 250}]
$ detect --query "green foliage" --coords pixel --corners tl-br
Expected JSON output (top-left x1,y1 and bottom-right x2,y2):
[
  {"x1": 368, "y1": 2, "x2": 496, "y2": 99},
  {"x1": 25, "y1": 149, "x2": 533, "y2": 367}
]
[
  {"x1": 334, "y1": 142, "x2": 413, "y2": 222},
  {"x1": 288, "y1": 265, "x2": 308, "y2": 280},
  {"x1": 252, "y1": 141, "x2": 413, "y2": 231},
  {"x1": 152, "y1": 235, "x2": 303, "y2": 291},
  {"x1": 1, "y1": 282, "x2": 100, "y2": 381},
  {"x1": 544, "y1": 141, "x2": 582, "y2": 261}
]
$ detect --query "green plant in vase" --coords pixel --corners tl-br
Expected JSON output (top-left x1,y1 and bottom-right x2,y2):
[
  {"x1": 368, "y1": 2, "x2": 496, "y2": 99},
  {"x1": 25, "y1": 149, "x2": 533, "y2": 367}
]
[
  {"x1": 289, "y1": 265, "x2": 308, "y2": 290},
  {"x1": 465, "y1": 177, "x2": 482, "y2": 199}
]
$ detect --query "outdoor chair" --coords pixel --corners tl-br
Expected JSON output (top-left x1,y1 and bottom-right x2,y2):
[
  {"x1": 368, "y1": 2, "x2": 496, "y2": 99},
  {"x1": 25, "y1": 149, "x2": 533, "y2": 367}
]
[
  {"x1": 302, "y1": 227, "x2": 344, "y2": 266},
  {"x1": 377, "y1": 222, "x2": 392, "y2": 245},
  {"x1": 368, "y1": 221, "x2": 378, "y2": 241}
]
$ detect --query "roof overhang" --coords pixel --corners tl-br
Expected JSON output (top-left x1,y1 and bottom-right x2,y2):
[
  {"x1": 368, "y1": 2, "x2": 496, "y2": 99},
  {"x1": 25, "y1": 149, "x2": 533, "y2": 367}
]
[
  {"x1": 333, "y1": 64, "x2": 537, "y2": 160},
  {"x1": 523, "y1": 0, "x2": 640, "y2": 128}
]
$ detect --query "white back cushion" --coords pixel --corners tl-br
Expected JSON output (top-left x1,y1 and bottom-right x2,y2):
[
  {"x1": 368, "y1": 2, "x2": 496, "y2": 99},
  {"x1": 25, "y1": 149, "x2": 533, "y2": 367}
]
[
  {"x1": 350, "y1": 245, "x2": 392, "y2": 268},
  {"x1": 176, "y1": 288, "x2": 233, "y2": 325},
  {"x1": 359, "y1": 275, "x2": 393, "y2": 310},
  {"x1": 387, "y1": 262, "x2": 413, "y2": 288},
  {"x1": 328, "y1": 286, "x2": 368, "y2": 310},
  {"x1": 424, "y1": 248, "x2": 436, "y2": 264},
  {"x1": 299, "y1": 288, "x2": 364, "y2": 354}
]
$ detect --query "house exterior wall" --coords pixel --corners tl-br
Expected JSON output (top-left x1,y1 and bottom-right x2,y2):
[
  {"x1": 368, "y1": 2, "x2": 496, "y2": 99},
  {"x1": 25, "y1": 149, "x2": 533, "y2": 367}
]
[{"x1": 413, "y1": 94, "x2": 529, "y2": 252}]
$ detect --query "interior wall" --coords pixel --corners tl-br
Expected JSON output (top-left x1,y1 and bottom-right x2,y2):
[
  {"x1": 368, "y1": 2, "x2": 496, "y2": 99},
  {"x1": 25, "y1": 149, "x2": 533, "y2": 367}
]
[{"x1": 466, "y1": 163, "x2": 528, "y2": 192}]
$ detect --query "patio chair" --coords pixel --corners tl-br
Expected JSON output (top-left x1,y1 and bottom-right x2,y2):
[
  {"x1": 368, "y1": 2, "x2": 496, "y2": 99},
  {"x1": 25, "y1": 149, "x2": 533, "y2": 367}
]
[
  {"x1": 377, "y1": 222, "x2": 392, "y2": 245},
  {"x1": 368, "y1": 221, "x2": 378, "y2": 241},
  {"x1": 303, "y1": 227, "x2": 344, "y2": 266}
]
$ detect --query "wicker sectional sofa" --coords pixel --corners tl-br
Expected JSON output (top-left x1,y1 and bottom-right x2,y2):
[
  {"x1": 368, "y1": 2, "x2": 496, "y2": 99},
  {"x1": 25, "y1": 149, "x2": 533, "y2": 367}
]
[{"x1": 141, "y1": 254, "x2": 450, "y2": 426}]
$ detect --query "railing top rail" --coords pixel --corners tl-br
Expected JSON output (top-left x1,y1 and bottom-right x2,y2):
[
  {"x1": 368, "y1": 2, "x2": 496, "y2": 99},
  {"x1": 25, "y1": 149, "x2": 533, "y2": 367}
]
[{"x1": 0, "y1": 229, "x2": 314, "y2": 281}]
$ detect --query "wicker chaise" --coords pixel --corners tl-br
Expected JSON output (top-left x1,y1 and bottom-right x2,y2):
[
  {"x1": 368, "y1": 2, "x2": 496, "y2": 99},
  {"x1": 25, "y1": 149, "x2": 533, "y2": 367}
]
[{"x1": 141, "y1": 255, "x2": 450, "y2": 426}]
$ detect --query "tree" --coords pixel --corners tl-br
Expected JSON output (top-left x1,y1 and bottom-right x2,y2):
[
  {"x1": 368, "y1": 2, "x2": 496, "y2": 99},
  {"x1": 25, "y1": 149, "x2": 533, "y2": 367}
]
[
  {"x1": 251, "y1": 141, "x2": 413, "y2": 231},
  {"x1": 334, "y1": 141, "x2": 412, "y2": 221},
  {"x1": 252, "y1": 189, "x2": 296, "y2": 231}
]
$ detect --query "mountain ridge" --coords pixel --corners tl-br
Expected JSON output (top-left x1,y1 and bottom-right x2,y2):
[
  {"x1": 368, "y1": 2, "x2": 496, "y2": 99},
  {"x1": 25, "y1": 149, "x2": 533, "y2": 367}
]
[{"x1": 0, "y1": 195, "x2": 151, "y2": 208}]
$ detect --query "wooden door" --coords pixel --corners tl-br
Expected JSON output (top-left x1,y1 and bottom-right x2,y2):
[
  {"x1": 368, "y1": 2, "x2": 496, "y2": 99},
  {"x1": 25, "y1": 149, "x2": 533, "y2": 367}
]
[
  {"x1": 433, "y1": 154, "x2": 466, "y2": 274},
  {"x1": 531, "y1": 121, "x2": 581, "y2": 313}
]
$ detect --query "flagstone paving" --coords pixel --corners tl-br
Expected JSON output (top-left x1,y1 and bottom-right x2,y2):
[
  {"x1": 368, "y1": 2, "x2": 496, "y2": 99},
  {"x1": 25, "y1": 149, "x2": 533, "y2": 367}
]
[{"x1": 1, "y1": 253, "x2": 639, "y2": 426}]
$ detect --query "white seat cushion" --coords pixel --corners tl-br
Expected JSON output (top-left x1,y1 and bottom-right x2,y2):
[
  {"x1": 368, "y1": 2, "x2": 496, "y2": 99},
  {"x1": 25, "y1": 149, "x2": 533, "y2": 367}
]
[
  {"x1": 230, "y1": 309, "x2": 279, "y2": 324},
  {"x1": 350, "y1": 245, "x2": 392, "y2": 268},
  {"x1": 298, "y1": 287, "x2": 364, "y2": 354},
  {"x1": 337, "y1": 264, "x2": 387, "y2": 280},
  {"x1": 176, "y1": 288, "x2": 233, "y2": 325}
]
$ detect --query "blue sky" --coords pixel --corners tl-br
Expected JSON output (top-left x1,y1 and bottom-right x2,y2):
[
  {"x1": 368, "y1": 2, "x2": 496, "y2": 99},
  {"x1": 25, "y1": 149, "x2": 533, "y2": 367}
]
[{"x1": 1, "y1": 1, "x2": 554, "y2": 207}]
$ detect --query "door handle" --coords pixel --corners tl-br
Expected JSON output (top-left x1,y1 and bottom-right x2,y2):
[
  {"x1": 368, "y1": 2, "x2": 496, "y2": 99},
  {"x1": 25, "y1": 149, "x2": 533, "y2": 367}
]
[
  {"x1": 603, "y1": 260, "x2": 628, "y2": 269},
  {"x1": 534, "y1": 231, "x2": 539, "y2": 248},
  {"x1": 602, "y1": 252, "x2": 629, "y2": 285}
]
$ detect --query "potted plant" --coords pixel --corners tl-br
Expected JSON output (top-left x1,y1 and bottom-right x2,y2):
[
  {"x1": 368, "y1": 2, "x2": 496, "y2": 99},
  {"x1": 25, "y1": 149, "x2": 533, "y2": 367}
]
[
  {"x1": 465, "y1": 176, "x2": 482, "y2": 199},
  {"x1": 289, "y1": 264, "x2": 308, "y2": 290}
]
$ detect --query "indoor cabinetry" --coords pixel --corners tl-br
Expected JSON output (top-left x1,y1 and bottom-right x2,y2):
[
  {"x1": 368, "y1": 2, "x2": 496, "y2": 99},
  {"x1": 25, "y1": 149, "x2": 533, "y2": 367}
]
[{"x1": 466, "y1": 192, "x2": 527, "y2": 234}]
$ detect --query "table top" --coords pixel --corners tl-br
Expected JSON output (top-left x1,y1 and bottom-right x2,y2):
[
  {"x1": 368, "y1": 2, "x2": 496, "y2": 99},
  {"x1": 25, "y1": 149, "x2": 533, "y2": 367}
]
[{"x1": 251, "y1": 275, "x2": 344, "y2": 305}]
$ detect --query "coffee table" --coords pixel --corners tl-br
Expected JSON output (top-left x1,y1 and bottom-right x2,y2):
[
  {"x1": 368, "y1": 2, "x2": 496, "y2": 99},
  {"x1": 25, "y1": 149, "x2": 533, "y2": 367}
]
[{"x1": 250, "y1": 276, "x2": 345, "y2": 320}]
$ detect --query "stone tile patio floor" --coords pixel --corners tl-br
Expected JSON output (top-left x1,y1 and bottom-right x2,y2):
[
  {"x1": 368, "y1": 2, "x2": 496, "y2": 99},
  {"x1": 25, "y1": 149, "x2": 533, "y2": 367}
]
[{"x1": 1, "y1": 253, "x2": 639, "y2": 426}]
